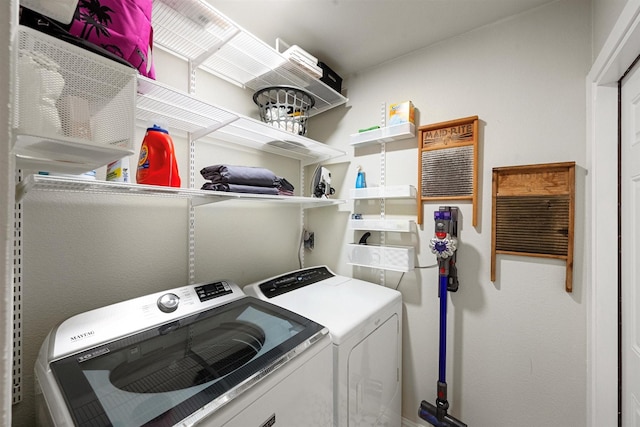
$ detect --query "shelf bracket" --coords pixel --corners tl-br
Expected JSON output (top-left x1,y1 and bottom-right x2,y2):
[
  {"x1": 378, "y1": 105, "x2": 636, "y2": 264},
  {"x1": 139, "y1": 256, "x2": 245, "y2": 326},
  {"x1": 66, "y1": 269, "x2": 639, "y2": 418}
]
[
  {"x1": 190, "y1": 116, "x2": 240, "y2": 141},
  {"x1": 191, "y1": 27, "x2": 241, "y2": 69}
]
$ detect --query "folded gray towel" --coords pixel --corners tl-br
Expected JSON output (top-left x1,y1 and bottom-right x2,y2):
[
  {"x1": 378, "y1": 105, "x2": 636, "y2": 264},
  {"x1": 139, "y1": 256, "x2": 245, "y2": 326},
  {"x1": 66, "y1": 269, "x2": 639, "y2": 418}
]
[
  {"x1": 277, "y1": 177, "x2": 295, "y2": 192},
  {"x1": 201, "y1": 182, "x2": 280, "y2": 195},
  {"x1": 200, "y1": 164, "x2": 278, "y2": 187}
]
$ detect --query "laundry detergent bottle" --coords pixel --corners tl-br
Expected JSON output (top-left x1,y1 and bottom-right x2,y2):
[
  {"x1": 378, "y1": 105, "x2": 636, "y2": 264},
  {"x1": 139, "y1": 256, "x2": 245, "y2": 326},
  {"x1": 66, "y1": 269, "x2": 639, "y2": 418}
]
[{"x1": 136, "y1": 125, "x2": 181, "y2": 187}]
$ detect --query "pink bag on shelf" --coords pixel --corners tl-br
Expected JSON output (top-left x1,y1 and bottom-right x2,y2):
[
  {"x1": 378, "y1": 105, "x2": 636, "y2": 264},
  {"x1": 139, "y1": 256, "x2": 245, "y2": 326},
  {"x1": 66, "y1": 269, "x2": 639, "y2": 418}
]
[{"x1": 68, "y1": 0, "x2": 155, "y2": 78}]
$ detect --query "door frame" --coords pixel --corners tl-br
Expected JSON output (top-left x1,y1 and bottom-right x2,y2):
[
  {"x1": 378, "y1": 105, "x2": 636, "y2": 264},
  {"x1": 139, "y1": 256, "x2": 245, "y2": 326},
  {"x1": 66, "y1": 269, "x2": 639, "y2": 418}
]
[{"x1": 587, "y1": 1, "x2": 640, "y2": 426}]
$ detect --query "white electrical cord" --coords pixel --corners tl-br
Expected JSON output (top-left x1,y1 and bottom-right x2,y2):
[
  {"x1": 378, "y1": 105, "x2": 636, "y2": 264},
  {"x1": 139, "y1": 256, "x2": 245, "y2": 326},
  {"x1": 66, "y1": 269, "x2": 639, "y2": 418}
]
[
  {"x1": 393, "y1": 263, "x2": 438, "y2": 290},
  {"x1": 309, "y1": 163, "x2": 321, "y2": 196},
  {"x1": 298, "y1": 228, "x2": 306, "y2": 269}
]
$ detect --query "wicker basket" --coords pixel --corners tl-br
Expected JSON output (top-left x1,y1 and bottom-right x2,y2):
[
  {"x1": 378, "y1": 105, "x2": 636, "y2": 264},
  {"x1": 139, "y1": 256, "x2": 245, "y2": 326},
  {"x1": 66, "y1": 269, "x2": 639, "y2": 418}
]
[{"x1": 253, "y1": 86, "x2": 315, "y2": 136}]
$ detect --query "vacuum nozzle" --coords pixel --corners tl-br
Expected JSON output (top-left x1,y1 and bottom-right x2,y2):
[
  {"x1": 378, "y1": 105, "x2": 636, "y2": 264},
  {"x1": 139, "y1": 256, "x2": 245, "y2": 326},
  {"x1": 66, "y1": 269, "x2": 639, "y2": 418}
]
[{"x1": 419, "y1": 400, "x2": 468, "y2": 427}]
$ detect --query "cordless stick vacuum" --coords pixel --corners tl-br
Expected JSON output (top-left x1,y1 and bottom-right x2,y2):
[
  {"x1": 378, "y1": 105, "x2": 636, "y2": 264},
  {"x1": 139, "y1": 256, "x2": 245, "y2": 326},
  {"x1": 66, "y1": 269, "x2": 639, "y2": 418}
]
[{"x1": 419, "y1": 206, "x2": 468, "y2": 427}]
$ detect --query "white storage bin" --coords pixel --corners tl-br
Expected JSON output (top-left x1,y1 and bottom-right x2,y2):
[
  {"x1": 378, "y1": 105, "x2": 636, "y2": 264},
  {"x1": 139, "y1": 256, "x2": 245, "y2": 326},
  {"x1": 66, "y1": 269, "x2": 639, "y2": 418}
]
[
  {"x1": 13, "y1": 26, "x2": 137, "y2": 173},
  {"x1": 349, "y1": 219, "x2": 414, "y2": 232},
  {"x1": 349, "y1": 122, "x2": 416, "y2": 146},
  {"x1": 347, "y1": 243, "x2": 415, "y2": 272},
  {"x1": 350, "y1": 185, "x2": 417, "y2": 200}
]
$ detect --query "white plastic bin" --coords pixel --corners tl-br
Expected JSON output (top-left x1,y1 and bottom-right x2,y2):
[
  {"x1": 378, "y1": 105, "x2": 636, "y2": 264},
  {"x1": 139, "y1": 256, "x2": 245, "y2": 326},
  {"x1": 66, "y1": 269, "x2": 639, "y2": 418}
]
[
  {"x1": 348, "y1": 219, "x2": 414, "y2": 232},
  {"x1": 347, "y1": 243, "x2": 415, "y2": 272},
  {"x1": 350, "y1": 185, "x2": 417, "y2": 200}
]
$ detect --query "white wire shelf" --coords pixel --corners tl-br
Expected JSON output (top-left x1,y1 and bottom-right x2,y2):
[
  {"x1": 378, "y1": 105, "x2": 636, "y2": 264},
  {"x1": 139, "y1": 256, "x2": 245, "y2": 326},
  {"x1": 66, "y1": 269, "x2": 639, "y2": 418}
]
[
  {"x1": 152, "y1": 0, "x2": 348, "y2": 116},
  {"x1": 349, "y1": 123, "x2": 416, "y2": 147},
  {"x1": 14, "y1": 139, "x2": 134, "y2": 175},
  {"x1": 136, "y1": 77, "x2": 346, "y2": 166},
  {"x1": 16, "y1": 174, "x2": 346, "y2": 208}
]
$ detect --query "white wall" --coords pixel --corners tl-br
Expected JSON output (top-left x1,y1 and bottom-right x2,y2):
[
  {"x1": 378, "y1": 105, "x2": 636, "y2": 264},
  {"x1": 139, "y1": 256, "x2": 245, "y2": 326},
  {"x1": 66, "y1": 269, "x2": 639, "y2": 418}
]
[
  {"x1": 593, "y1": 0, "x2": 628, "y2": 57},
  {"x1": 307, "y1": 0, "x2": 591, "y2": 425}
]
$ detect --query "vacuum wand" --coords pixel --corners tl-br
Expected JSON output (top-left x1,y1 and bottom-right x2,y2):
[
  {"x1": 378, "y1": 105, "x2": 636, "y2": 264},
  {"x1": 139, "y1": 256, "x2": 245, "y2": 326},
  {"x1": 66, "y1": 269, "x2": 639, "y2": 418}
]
[{"x1": 420, "y1": 207, "x2": 467, "y2": 427}]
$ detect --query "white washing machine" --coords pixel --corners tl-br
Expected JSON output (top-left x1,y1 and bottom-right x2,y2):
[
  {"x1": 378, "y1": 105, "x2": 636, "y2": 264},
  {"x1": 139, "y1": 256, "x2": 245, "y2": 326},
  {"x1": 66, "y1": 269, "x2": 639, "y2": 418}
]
[
  {"x1": 35, "y1": 280, "x2": 333, "y2": 426},
  {"x1": 243, "y1": 266, "x2": 402, "y2": 427}
]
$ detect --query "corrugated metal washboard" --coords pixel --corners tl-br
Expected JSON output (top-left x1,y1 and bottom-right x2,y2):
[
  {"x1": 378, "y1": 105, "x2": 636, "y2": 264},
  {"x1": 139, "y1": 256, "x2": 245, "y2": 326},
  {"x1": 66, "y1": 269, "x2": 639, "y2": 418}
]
[
  {"x1": 491, "y1": 162, "x2": 576, "y2": 292},
  {"x1": 418, "y1": 116, "x2": 479, "y2": 227}
]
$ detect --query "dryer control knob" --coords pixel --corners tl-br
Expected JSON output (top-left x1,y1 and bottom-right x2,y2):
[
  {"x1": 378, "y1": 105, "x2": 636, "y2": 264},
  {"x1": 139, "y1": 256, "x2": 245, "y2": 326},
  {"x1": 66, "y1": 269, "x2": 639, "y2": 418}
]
[{"x1": 157, "y1": 293, "x2": 180, "y2": 313}]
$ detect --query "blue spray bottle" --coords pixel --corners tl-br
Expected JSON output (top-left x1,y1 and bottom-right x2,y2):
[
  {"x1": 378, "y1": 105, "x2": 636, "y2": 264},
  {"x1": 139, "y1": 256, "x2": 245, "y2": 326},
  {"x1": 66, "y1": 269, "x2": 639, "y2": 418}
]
[{"x1": 355, "y1": 165, "x2": 366, "y2": 188}]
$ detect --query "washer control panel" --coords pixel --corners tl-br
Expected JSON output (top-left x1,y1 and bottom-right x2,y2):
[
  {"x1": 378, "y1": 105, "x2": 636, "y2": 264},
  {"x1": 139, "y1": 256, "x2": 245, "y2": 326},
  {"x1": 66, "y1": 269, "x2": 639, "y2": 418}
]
[
  {"x1": 258, "y1": 266, "x2": 334, "y2": 298},
  {"x1": 194, "y1": 281, "x2": 233, "y2": 302}
]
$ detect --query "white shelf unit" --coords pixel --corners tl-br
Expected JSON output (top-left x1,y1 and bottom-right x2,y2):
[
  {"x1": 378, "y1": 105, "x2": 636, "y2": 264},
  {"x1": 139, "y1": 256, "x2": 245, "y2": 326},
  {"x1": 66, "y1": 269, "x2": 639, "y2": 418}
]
[
  {"x1": 348, "y1": 106, "x2": 417, "y2": 273},
  {"x1": 11, "y1": 9, "x2": 349, "y2": 200},
  {"x1": 349, "y1": 122, "x2": 416, "y2": 147},
  {"x1": 10, "y1": 0, "x2": 350, "y2": 404},
  {"x1": 152, "y1": 0, "x2": 348, "y2": 116}
]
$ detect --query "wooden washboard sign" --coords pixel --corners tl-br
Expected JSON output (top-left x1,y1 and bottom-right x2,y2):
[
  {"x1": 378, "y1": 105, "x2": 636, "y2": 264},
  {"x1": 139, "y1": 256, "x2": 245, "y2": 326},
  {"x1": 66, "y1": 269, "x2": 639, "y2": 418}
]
[
  {"x1": 491, "y1": 161, "x2": 576, "y2": 292},
  {"x1": 417, "y1": 116, "x2": 479, "y2": 226}
]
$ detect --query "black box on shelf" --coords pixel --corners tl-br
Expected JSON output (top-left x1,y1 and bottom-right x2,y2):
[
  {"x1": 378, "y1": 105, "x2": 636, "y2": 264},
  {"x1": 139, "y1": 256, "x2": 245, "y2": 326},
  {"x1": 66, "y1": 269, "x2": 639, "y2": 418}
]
[{"x1": 318, "y1": 61, "x2": 342, "y2": 93}]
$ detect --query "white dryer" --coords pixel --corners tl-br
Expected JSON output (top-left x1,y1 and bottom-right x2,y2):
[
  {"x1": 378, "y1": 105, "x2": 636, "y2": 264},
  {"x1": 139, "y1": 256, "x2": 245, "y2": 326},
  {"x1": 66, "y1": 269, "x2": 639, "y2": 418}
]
[
  {"x1": 244, "y1": 266, "x2": 402, "y2": 427},
  {"x1": 35, "y1": 280, "x2": 333, "y2": 426}
]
